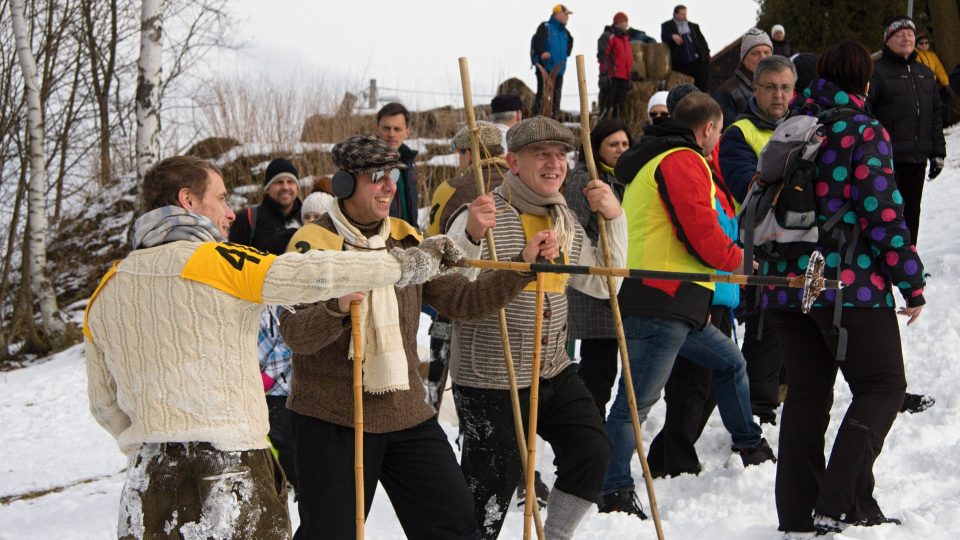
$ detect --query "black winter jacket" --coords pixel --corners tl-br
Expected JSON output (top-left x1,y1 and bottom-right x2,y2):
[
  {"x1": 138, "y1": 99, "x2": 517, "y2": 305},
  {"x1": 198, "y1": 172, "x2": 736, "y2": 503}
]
[
  {"x1": 228, "y1": 193, "x2": 303, "y2": 252},
  {"x1": 389, "y1": 143, "x2": 419, "y2": 228},
  {"x1": 868, "y1": 47, "x2": 945, "y2": 164}
]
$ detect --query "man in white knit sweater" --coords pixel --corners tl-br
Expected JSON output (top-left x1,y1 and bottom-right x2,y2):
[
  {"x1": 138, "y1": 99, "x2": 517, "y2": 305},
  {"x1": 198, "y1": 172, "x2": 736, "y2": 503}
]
[{"x1": 84, "y1": 156, "x2": 461, "y2": 540}]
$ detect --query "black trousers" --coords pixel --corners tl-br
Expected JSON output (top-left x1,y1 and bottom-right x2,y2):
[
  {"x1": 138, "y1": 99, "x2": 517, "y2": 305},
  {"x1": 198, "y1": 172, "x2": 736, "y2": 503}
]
[
  {"x1": 742, "y1": 311, "x2": 785, "y2": 424},
  {"x1": 601, "y1": 78, "x2": 630, "y2": 120},
  {"x1": 534, "y1": 68, "x2": 564, "y2": 118},
  {"x1": 290, "y1": 413, "x2": 478, "y2": 540},
  {"x1": 672, "y1": 59, "x2": 710, "y2": 91},
  {"x1": 646, "y1": 306, "x2": 730, "y2": 476},
  {"x1": 577, "y1": 338, "x2": 620, "y2": 417},
  {"x1": 894, "y1": 161, "x2": 926, "y2": 245},
  {"x1": 266, "y1": 395, "x2": 299, "y2": 494},
  {"x1": 454, "y1": 365, "x2": 611, "y2": 540},
  {"x1": 769, "y1": 308, "x2": 906, "y2": 532}
]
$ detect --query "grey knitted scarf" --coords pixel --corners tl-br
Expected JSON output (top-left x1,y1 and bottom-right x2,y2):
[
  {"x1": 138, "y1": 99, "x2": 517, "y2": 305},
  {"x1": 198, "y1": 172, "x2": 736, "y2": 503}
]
[{"x1": 132, "y1": 206, "x2": 224, "y2": 249}]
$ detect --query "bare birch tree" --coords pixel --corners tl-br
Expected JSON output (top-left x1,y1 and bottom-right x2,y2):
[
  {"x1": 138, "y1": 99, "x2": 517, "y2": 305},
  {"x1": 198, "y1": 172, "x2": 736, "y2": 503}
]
[
  {"x1": 136, "y1": 0, "x2": 163, "y2": 180},
  {"x1": 9, "y1": 0, "x2": 66, "y2": 349}
]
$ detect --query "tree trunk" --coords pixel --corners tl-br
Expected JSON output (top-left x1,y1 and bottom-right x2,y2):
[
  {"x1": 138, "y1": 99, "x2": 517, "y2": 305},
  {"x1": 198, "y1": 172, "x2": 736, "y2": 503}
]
[
  {"x1": 928, "y1": 0, "x2": 960, "y2": 73},
  {"x1": 136, "y1": 0, "x2": 163, "y2": 182},
  {"x1": 10, "y1": 0, "x2": 65, "y2": 347}
]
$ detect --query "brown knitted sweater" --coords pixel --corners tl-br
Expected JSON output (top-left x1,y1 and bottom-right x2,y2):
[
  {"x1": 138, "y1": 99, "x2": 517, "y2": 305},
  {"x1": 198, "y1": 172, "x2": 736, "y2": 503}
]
[{"x1": 279, "y1": 213, "x2": 533, "y2": 433}]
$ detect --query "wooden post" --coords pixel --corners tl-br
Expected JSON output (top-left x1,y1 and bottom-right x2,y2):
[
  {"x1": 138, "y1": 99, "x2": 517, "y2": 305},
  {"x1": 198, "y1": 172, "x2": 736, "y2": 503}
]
[
  {"x1": 458, "y1": 56, "x2": 545, "y2": 539},
  {"x1": 576, "y1": 54, "x2": 665, "y2": 540},
  {"x1": 350, "y1": 300, "x2": 365, "y2": 540},
  {"x1": 523, "y1": 272, "x2": 546, "y2": 540}
]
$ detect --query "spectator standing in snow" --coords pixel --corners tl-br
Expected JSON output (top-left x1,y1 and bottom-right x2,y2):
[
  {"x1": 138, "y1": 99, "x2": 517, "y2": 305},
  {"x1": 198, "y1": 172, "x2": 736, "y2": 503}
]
[
  {"x1": 228, "y1": 157, "x2": 303, "y2": 249},
  {"x1": 661, "y1": 5, "x2": 710, "y2": 91},
  {"x1": 375, "y1": 102, "x2": 420, "y2": 228},
  {"x1": 598, "y1": 12, "x2": 635, "y2": 120},
  {"x1": 531, "y1": 4, "x2": 574, "y2": 118},
  {"x1": 714, "y1": 28, "x2": 773, "y2": 127},
  {"x1": 490, "y1": 94, "x2": 524, "y2": 148},
  {"x1": 769, "y1": 41, "x2": 927, "y2": 536},
  {"x1": 84, "y1": 156, "x2": 460, "y2": 539},
  {"x1": 770, "y1": 24, "x2": 792, "y2": 57},
  {"x1": 601, "y1": 92, "x2": 774, "y2": 516},
  {"x1": 279, "y1": 135, "x2": 538, "y2": 540},
  {"x1": 565, "y1": 119, "x2": 632, "y2": 417},
  {"x1": 868, "y1": 16, "x2": 945, "y2": 245},
  {"x1": 447, "y1": 117, "x2": 624, "y2": 539},
  {"x1": 915, "y1": 34, "x2": 954, "y2": 127}
]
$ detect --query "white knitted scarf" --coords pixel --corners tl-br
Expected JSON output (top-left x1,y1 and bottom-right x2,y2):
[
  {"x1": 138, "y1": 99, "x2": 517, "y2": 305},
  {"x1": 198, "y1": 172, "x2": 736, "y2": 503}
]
[{"x1": 329, "y1": 201, "x2": 409, "y2": 394}]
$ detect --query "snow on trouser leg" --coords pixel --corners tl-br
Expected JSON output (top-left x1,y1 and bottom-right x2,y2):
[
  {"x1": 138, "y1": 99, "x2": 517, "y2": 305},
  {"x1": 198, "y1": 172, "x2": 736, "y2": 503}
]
[{"x1": 119, "y1": 442, "x2": 291, "y2": 539}]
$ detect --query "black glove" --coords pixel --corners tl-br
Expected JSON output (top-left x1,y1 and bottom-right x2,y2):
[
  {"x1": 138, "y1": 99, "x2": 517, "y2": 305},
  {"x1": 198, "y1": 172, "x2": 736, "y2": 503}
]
[
  {"x1": 928, "y1": 157, "x2": 944, "y2": 181},
  {"x1": 598, "y1": 74, "x2": 611, "y2": 90}
]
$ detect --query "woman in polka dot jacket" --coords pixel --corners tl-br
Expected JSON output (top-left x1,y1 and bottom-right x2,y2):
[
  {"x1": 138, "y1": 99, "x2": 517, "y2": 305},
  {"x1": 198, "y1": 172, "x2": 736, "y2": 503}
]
[{"x1": 765, "y1": 41, "x2": 926, "y2": 536}]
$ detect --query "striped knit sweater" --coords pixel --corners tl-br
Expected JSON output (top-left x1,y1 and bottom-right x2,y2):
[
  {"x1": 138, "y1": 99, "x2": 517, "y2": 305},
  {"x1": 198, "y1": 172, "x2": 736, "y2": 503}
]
[{"x1": 448, "y1": 187, "x2": 627, "y2": 389}]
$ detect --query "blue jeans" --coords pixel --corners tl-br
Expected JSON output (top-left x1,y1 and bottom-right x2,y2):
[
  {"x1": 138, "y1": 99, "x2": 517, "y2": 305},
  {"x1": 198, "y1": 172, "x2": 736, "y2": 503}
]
[{"x1": 602, "y1": 315, "x2": 762, "y2": 493}]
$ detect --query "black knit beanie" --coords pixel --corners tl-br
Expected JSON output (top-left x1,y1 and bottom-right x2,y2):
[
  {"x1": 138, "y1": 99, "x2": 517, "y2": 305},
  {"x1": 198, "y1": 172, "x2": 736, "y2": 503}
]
[{"x1": 264, "y1": 158, "x2": 299, "y2": 187}]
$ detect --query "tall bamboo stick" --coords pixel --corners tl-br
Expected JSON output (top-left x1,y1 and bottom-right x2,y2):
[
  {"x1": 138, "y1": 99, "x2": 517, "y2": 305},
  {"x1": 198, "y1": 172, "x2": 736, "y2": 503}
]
[
  {"x1": 523, "y1": 272, "x2": 546, "y2": 540},
  {"x1": 350, "y1": 300, "x2": 365, "y2": 540},
  {"x1": 576, "y1": 54, "x2": 665, "y2": 539},
  {"x1": 458, "y1": 56, "x2": 545, "y2": 538}
]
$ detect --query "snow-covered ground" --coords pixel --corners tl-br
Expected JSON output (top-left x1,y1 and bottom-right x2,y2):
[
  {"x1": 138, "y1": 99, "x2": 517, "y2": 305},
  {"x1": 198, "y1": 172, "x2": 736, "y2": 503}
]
[{"x1": 2, "y1": 126, "x2": 959, "y2": 539}]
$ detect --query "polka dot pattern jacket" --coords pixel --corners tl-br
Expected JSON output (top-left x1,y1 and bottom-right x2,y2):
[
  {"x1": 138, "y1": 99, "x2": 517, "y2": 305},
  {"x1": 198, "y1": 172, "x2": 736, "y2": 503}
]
[{"x1": 760, "y1": 78, "x2": 926, "y2": 311}]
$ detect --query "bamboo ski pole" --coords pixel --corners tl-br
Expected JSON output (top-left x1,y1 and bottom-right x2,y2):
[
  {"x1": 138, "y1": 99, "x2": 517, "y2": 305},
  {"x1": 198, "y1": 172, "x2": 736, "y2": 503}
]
[
  {"x1": 350, "y1": 300, "x2": 365, "y2": 540},
  {"x1": 523, "y1": 273, "x2": 546, "y2": 540},
  {"x1": 458, "y1": 56, "x2": 545, "y2": 538},
  {"x1": 576, "y1": 54, "x2": 665, "y2": 539}
]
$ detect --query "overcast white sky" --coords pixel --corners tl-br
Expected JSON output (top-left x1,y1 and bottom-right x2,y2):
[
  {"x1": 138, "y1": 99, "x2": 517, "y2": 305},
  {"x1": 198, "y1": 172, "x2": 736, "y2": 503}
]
[{"x1": 216, "y1": 0, "x2": 762, "y2": 112}]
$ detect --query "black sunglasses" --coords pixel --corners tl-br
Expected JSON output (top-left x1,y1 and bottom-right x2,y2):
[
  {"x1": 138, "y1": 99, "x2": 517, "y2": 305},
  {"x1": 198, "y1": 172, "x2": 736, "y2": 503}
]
[{"x1": 649, "y1": 111, "x2": 669, "y2": 119}]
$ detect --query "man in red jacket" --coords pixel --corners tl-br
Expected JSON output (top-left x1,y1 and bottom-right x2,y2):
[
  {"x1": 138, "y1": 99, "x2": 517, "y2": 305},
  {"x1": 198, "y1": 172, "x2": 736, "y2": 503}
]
[{"x1": 599, "y1": 12, "x2": 634, "y2": 120}]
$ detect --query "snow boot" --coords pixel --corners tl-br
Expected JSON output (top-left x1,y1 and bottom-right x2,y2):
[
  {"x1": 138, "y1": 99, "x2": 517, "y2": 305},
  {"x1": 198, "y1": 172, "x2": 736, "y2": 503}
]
[
  {"x1": 813, "y1": 514, "x2": 846, "y2": 535},
  {"x1": 516, "y1": 470, "x2": 550, "y2": 509},
  {"x1": 598, "y1": 486, "x2": 648, "y2": 520},
  {"x1": 900, "y1": 392, "x2": 935, "y2": 414},
  {"x1": 739, "y1": 438, "x2": 776, "y2": 467}
]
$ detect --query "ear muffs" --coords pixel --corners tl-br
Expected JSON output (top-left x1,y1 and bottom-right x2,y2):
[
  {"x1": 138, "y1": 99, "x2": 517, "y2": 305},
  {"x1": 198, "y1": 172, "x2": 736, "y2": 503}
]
[{"x1": 331, "y1": 170, "x2": 356, "y2": 199}]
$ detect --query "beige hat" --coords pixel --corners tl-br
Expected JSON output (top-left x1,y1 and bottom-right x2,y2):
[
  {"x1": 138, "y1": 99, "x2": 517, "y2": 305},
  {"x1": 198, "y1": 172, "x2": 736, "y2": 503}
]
[
  {"x1": 506, "y1": 116, "x2": 576, "y2": 153},
  {"x1": 451, "y1": 121, "x2": 503, "y2": 153}
]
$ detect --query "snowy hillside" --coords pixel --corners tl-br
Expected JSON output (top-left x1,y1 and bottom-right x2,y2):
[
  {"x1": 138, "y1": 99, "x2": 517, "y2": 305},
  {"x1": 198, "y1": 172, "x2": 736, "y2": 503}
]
[{"x1": 1, "y1": 126, "x2": 959, "y2": 539}]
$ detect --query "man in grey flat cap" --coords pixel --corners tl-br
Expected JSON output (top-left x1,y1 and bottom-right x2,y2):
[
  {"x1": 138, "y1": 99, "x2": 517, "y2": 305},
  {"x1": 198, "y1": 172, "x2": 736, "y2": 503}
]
[{"x1": 446, "y1": 117, "x2": 627, "y2": 539}]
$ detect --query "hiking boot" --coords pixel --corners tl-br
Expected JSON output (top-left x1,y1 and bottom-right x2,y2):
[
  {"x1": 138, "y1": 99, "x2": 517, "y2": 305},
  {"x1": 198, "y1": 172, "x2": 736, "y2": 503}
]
[
  {"x1": 516, "y1": 471, "x2": 549, "y2": 509},
  {"x1": 900, "y1": 392, "x2": 935, "y2": 414},
  {"x1": 598, "y1": 486, "x2": 648, "y2": 520},
  {"x1": 853, "y1": 514, "x2": 901, "y2": 527},
  {"x1": 739, "y1": 438, "x2": 776, "y2": 467},
  {"x1": 812, "y1": 514, "x2": 846, "y2": 535}
]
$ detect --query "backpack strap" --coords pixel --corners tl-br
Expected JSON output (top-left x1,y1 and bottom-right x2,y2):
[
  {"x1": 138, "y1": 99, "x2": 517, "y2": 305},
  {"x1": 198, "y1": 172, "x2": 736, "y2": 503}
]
[{"x1": 823, "y1": 199, "x2": 855, "y2": 363}]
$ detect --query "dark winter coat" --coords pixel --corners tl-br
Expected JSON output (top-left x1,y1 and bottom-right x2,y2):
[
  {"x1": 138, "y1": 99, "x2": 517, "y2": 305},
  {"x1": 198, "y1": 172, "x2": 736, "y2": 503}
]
[
  {"x1": 714, "y1": 67, "x2": 754, "y2": 128},
  {"x1": 660, "y1": 18, "x2": 709, "y2": 66},
  {"x1": 389, "y1": 143, "x2": 419, "y2": 228},
  {"x1": 615, "y1": 120, "x2": 742, "y2": 326},
  {"x1": 565, "y1": 160, "x2": 624, "y2": 339},
  {"x1": 951, "y1": 62, "x2": 960, "y2": 94},
  {"x1": 772, "y1": 39, "x2": 792, "y2": 58},
  {"x1": 228, "y1": 193, "x2": 303, "y2": 252},
  {"x1": 868, "y1": 47, "x2": 946, "y2": 165},
  {"x1": 760, "y1": 79, "x2": 926, "y2": 312},
  {"x1": 532, "y1": 17, "x2": 573, "y2": 77},
  {"x1": 718, "y1": 98, "x2": 783, "y2": 202}
]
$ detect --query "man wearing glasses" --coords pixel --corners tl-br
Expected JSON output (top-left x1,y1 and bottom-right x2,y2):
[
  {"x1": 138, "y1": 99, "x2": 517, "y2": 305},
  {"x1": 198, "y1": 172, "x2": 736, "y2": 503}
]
[
  {"x1": 279, "y1": 135, "x2": 543, "y2": 539},
  {"x1": 717, "y1": 54, "x2": 796, "y2": 431}
]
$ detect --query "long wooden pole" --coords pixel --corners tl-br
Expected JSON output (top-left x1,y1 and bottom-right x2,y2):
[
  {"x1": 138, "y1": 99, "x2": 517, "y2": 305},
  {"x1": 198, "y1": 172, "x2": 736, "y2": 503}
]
[
  {"x1": 458, "y1": 56, "x2": 545, "y2": 538},
  {"x1": 577, "y1": 54, "x2": 665, "y2": 539},
  {"x1": 454, "y1": 258, "x2": 839, "y2": 290},
  {"x1": 350, "y1": 300, "x2": 365, "y2": 540},
  {"x1": 523, "y1": 273, "x2": 546, "y2": 540}
]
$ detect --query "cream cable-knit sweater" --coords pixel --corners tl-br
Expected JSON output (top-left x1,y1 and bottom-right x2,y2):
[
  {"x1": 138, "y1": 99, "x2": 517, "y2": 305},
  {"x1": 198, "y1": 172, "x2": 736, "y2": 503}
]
[{"x1": 85, "y1": 240, "x2": 403, "y2": 454}]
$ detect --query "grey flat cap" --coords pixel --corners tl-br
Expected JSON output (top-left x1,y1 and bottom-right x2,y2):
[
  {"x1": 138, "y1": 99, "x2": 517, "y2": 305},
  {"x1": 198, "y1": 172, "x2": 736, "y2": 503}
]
[
  {"x1": 506, "y1": 116, "x2": 576, "y2": 152},
  {"x1": 451, "y1": 121, "x2": 503, "y2": 152}
]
